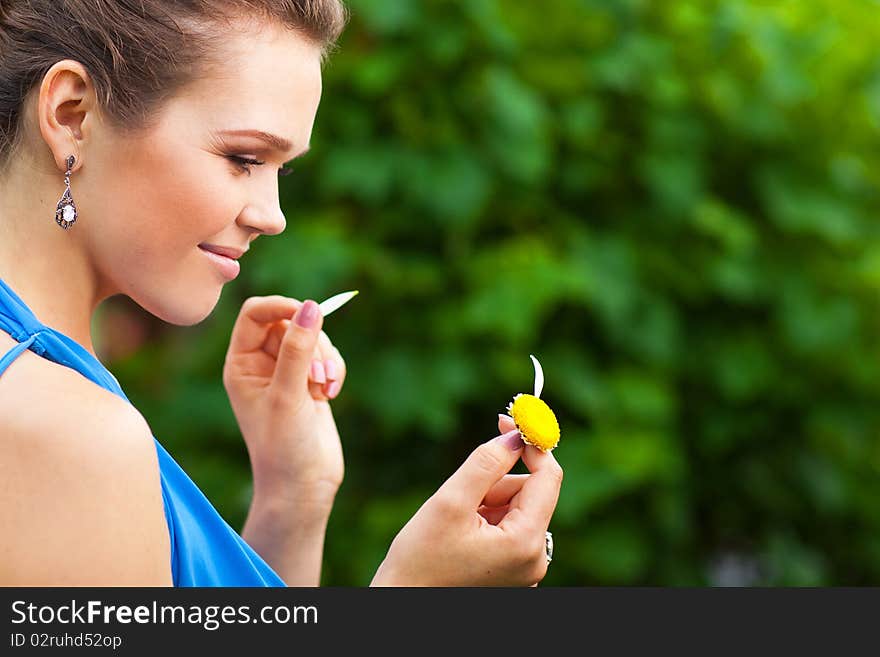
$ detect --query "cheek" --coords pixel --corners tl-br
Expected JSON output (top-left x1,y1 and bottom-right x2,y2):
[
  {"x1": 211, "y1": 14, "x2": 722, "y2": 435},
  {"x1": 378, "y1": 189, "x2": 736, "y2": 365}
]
[
  {"x1": 107, "y1": 161, "x2": 237, "y2": 263},
  {"x1": 148, "y1": 163, "x2": 236, "y2": 245}
]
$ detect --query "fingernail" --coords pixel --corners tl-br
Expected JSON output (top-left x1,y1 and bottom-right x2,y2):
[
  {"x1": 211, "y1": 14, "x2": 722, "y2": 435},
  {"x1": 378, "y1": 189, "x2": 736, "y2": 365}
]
[
  {"x1": 311, "y1": 359, "x2": 326, "y2": 384},
  {"x1": 296, "y1": 300, "x2": 320, "y2": 329},
  {"x1": 324, "y1": 359, "x2": 338, "y2": 380},
  {"x1": 327, "y1": 380, "x2": 341, "y2": 399},
  {"x1": 498, "y1": 413, "x2": 508, "y2": 424},
  {"x1": 496, "y1": 428, "x2": 524, "y2": 451}
]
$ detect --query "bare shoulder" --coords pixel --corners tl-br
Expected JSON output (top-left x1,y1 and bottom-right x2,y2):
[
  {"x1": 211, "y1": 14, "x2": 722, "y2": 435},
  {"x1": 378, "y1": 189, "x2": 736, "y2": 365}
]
[{"x1": 0, "y1": 332, "x2": 172, "y2": 585}]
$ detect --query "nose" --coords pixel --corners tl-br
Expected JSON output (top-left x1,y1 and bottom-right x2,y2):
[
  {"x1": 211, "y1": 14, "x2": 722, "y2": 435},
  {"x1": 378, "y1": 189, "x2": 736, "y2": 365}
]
[{"x1": 237, "y1": 193, "x2": 287, "y2": 237}]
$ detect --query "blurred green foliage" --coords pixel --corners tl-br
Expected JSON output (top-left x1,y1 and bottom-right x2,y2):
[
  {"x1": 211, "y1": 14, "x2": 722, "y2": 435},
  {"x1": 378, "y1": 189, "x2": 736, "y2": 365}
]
[{"x1": 104, "y1": 0, "x2": 880, "y2": 585}]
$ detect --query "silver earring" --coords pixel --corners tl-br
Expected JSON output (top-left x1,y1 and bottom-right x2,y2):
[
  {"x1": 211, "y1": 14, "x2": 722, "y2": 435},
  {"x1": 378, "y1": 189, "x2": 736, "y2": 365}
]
[{"x1": 54, "y1": 155, "x2": 78, "y2": 230}]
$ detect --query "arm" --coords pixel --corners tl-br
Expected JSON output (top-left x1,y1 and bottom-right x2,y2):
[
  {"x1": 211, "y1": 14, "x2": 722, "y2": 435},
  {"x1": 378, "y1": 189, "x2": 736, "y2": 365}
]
[
  {"x1": 241, "y1": 488, "x2": 333, "y2": 586},
  {"x1": 223, "y1": 296, "x2": 348, "y2": 586}
]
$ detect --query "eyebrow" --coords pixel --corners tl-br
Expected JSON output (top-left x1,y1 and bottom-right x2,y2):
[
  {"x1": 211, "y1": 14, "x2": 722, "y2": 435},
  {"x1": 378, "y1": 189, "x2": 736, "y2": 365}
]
[{"x1": 216, "y1": 129, "x2": 310, "y2": 160}]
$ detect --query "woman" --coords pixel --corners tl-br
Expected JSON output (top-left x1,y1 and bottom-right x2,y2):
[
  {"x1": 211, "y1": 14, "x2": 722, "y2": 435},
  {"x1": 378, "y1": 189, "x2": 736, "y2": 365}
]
[{"x1": 0, "y1": 0, "x2": 562, "y2": 586}]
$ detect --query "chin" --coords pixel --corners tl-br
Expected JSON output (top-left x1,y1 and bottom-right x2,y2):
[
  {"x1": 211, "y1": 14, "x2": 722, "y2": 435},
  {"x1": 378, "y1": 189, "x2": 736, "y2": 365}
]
[{"x1": 137, "y1": 285, "x2": 222, "y2": 327}]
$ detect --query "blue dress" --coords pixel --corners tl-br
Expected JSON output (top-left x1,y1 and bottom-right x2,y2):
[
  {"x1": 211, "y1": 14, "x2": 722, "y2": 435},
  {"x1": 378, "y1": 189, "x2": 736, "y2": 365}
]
[{"x1": 0, "y1": 277, "x2": 286, "y2": 586}]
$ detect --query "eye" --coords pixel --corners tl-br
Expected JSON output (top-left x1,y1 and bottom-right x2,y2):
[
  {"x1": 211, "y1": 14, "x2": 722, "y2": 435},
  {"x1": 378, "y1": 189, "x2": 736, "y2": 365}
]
[
  {"x1": 227, "y1": 155, "x2": 294, "y2": 177},
  {"x1": 227, "y1": 155, "x2": 262, "y2": 176}
]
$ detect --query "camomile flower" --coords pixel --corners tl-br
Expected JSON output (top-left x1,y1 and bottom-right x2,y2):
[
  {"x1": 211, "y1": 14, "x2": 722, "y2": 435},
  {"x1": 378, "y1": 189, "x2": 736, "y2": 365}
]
[{"x1": 505, "y1": 354, "x2": 560, "y2": 452}]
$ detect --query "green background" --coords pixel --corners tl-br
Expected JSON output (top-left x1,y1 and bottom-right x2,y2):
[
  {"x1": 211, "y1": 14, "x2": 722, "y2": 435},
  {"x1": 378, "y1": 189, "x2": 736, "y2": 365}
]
[{"x1": 97, "y1": 0, "x2": 880, "y2": 585}]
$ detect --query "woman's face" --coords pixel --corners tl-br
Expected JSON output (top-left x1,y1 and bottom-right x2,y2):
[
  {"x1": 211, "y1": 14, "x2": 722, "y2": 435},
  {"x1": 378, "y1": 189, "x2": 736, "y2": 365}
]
[{"x1": 81, "y1": 23, "x2": 323, "y2": 325}]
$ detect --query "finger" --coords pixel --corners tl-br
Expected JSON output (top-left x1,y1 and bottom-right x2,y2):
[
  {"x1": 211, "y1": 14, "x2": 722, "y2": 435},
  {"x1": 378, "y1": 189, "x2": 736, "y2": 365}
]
[
  {"x1": 228, "y1": 296, "x2": 301, "y2": 354},
  {"x1": 435, "y1": 429, "x2": 524, "y2": 510},
  {"x1": 482, "y1": 474, "x2": 528, "y2": 507},
  {"x1": 315, "y1": 331, "x2": 335, "y2": 365},
  {"x1": 309, "y1": 358, "x2": 327, "y2": 385},
  {"x1": 324, "y1": 375, "x2": 341, "y2": 400},
  {"x1": 264, "y1": 322, "x2": 337, "y2": 366},
  {"x1": 323, "y1": 353, "x2": 339, "y2": 383},
  {"x1": 498, "y1": 413, "x2": 517, "y2": 435},
  {"x1": 478, "y1": 504, "x2": 510, "y2": 526},
  {"x1": 309, "y1": 377, "x2": 330, "y2": 401},
  {"x1": 262, "y1": 320, "x2": 289, "y2": 359},
  {"x1": 307, "y1": 345, "x2": 330, "y2": 400},
  {"x1": 311, "y1": 334, "x2": 337, "y2": 397},
  {"x1": 308, "y1": 346, "x2": 328, "y2": 399},
  {"x1": 333, "y1": 346, "x2": 347, "y2": 379},
  {"x1": 296, "y1": 346, "x2": 327, "y2": 401},
  {"x1": 308, "y1": 340, "x2": 342, "y2": 400},
  {"x1": 320, "y1": 342, "x2": 347, "y2": 400},
  {"x1": 272, "y1": 300, "x2": 324, "y2": 398},
  {"x1": 501, "y1": 446, "x2": 563, "y2": 532}
]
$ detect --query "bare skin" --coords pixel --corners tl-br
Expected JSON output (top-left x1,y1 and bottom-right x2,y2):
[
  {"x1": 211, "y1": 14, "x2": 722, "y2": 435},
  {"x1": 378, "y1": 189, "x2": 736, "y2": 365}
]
[
  {"x1": 0, "y1": 342, "x2": 172, "y2": 585},
  {"x1": 0, "y1": 18, "x2": 563, "y2": 587}
]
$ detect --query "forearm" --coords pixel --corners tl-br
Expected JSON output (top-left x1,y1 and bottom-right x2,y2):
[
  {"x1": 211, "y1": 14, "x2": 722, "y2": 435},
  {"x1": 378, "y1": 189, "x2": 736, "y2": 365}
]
[{"x1": 241, "y1": 491, "x2": 333, "y2": 586}]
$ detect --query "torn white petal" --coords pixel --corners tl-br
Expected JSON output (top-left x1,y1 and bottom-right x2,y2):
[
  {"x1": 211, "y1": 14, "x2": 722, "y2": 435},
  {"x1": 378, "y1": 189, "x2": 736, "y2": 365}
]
[
  {"x1": 530, "y1": 353, "x2": 544, "y2": 398},
  {"x1": 318, "y1": 290, "x2": 359, "y2": 317}
]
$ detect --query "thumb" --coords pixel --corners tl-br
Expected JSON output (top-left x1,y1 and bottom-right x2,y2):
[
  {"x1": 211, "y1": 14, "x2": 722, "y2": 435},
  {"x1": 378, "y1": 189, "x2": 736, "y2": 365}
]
[
  {"x1": 498, "y1": 413, "x2": 517, "y2": 434},
  {"x1": 436, "y1": 429, "x2": 525, "y2": 510},
  {"x1": 271, "y1": 299, "x2": 324, "y2": 397}
]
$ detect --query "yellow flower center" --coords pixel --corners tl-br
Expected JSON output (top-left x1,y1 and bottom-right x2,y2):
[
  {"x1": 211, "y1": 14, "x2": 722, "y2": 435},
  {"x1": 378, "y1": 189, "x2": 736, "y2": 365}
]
[{"x1": 508, "y1": 393, "x2": 560, "y2": 451}]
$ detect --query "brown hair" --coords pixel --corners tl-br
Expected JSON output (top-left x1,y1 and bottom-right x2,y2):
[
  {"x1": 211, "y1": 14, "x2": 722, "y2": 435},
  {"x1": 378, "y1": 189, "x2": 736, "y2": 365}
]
[{"x1": 0, "y1": 0, "x2": 349, "y2": 175}]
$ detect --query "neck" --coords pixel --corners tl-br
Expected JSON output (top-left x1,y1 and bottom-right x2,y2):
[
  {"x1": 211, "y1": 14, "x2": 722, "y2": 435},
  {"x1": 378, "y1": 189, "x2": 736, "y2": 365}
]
[{"x1": 0, "y1": 167, "x2": 115, "y2": 360}]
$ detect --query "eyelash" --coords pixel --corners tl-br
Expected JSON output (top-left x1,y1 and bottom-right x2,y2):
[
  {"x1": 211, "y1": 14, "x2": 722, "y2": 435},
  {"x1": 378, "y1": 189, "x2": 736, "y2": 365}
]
[{"x1": 227, "y1": 155, "x2": 294, "y2": 177}]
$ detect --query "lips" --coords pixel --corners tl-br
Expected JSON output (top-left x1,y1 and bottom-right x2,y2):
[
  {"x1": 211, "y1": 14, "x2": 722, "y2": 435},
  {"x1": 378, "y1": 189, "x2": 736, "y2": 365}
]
[
  {"x1": 199, "y1": 244, "x2": 241, "y2": 280},
  {"x1": 198, "y1": 243, "x2": 246, "y2": 260}
]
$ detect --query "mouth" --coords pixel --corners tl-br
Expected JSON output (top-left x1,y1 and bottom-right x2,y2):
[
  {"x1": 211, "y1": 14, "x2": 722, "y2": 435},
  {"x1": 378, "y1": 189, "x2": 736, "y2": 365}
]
[
  {"x1": 198, "y1": 243, "x2": 246, "y2": 259},
  {"x1": 199, "y1": 244, "x2": 241, "y2": 280}
]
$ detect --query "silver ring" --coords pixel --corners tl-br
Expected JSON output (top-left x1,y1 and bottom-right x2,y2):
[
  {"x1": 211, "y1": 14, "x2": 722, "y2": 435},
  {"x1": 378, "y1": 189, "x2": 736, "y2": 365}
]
[{"x1": 545, "y1": 531, "x2": 553, "y2": 564}]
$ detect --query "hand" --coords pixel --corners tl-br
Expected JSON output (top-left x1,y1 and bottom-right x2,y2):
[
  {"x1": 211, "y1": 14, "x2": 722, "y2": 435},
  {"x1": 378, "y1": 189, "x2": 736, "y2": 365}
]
[
  {"x1": 371, "y1": 415, "x2": 563, "y2": 586},
  {"x1": 222, "y1": 296, "x2": 348, "y2": 510}
]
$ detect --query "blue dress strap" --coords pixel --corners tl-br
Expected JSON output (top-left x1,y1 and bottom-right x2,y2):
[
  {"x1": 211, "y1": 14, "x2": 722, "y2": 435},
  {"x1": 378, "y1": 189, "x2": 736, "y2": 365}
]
[{"x1": 0, "y1": 333, "x2": 37, "y2": 377}]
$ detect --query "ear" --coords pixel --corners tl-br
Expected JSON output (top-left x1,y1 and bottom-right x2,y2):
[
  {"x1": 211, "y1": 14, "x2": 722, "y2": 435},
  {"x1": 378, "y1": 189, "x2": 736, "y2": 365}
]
[{"x1": 36, "y1": 59, "x2": 98, "y2": 174}]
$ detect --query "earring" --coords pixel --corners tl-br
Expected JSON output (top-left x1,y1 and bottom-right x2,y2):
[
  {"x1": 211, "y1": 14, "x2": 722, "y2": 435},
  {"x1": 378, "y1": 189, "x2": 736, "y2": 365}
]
[{"x1": 54, "y1": 155, "x2": 78, "y2": 230}]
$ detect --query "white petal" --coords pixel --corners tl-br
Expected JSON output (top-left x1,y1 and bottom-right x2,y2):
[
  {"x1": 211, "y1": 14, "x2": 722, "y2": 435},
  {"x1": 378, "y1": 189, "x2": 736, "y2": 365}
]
[
  {"x1": 318, "y1": 290, "x2": 359, "y2": 317},
  {"x1": 530, "y1": 353, "x2": 544, "y2": 398}
]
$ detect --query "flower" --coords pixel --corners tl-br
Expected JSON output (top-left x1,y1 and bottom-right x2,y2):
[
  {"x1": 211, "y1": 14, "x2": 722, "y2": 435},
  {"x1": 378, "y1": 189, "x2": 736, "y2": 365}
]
[
  {"x1": 506, "y1": 354, "x2": 560, "y2": 452},
  {"x1": 318, "y1": 290, "x2": 359, "y2": 316}
]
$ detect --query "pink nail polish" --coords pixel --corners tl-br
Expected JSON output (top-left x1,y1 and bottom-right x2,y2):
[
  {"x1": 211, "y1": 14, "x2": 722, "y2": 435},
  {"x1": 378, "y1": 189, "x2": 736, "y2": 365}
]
[
  {"x1": 327, "y1": 380, "x2": 341, "y2": 398},
  {"x1": 496, "y1": 428, "x2": 524, "y2": 451},
  {"x1": 324, "y1": 359, "x2": 338, "y2": 380},
  {"x1": 296, "y1": 300, "x2": 320, "y2": 328},
  {"x1": 311, "y1": 359, "x2": 326, "y2": 384}
]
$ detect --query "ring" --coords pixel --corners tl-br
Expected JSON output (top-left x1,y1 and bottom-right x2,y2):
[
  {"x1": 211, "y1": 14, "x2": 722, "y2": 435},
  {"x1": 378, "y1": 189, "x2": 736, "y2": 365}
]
[{"x1": 545, "y1": 531, "x2": 553, "y2": 564}]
